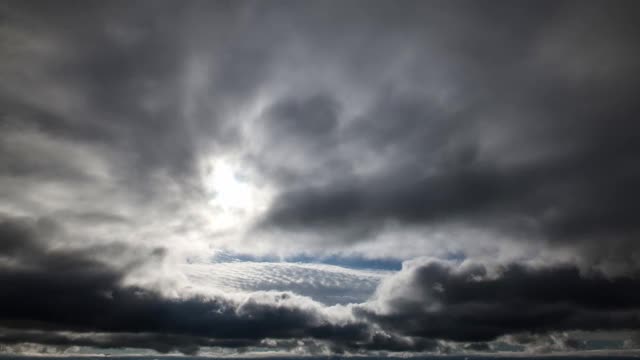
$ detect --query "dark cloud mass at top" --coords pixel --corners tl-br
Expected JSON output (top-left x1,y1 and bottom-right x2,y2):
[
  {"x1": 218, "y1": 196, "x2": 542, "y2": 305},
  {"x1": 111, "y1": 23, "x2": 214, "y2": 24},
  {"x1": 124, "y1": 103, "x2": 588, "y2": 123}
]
[{"x1": 1, "y1": 0, "x2": 640, "y2": 356}]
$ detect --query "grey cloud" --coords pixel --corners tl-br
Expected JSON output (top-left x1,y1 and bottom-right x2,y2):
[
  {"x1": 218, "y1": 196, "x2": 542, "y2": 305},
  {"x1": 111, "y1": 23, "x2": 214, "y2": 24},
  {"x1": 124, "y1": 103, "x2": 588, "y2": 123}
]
[
  {"x1": 0, "y1": 215, "x2": 400, "y2": 354},
  {"x1": 267, "y1": 95, "x2": 340, "y2": 138},
  {"x1": 255, "y1": 0, "x2": 640, "y2": 271},
  {"x1": 357, "y1": 258, "x2": 640, "y2": 343},
  {"x1": 1, "y1": 1, "x2": 260, "y2": 197},
  {"x1": 246, "y1": 93, "x2": 351, "y2": 187},
  {"x1": 0, "y1": 328, "x2": 256, "y2": 356},
  {"x1": 6, "y1": 0, "x2": 638, "y2": 264},
  {"x1": 2, "y1": 0, "x2": 640, "y2": 355}
]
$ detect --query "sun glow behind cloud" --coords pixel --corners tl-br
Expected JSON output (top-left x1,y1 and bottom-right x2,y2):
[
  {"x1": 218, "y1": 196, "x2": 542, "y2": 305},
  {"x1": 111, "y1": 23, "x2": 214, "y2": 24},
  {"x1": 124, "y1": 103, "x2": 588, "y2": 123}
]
[{"x1": 202, "y1": 158, "x2": 271, "y2": 232}]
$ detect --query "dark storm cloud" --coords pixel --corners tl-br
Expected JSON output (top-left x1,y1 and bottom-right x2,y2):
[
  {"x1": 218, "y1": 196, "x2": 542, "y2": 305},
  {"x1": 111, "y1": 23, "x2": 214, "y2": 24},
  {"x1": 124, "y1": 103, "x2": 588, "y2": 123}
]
[
  {"x1": 5, "y1": 213, "x2": 638, "y2": 354},
  {"x1": 4, "y1": 0, "x2": 637, "y2": 260},
  {"x1": 0, "y1": 214, "x2": 450, "y2": 354},
  {"x1": 2, "y1": 0, "x2": 640, "y2": 355},
  {"x1": 0, "y1": 215, "x2": 378, "y2": 354},
  {"x1": 0, "y1": 0, "x2": 266, "y2": 199},
  {"x1": 357, "y1": 258, "x2": 640, "y2": 343},
  {"x1": 267, "y1": 95, "x2": 340, "y2": 137},
  {"x1": 0, "y1": 328, "x2": 256, "y2": 356},
  {"x1": 257, "y1": 0, "x2": 640, "y2": 269},
  {"x1": 247, "y1": 93, "x2": 350, "y2": 185}
]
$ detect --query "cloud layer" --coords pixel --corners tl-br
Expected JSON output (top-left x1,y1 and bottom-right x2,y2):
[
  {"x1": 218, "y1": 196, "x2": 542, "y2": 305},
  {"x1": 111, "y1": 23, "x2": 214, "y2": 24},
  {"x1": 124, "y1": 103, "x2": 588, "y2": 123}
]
[
  {"x1": 0, "y1": 216, "x2": 371, "y2": 355},
  {"x1": 359, "y1": 258, "x2": 640, "y2": 342},
  {"x1": 1, "y1": 0, "x2": 640, "y2": 356}
]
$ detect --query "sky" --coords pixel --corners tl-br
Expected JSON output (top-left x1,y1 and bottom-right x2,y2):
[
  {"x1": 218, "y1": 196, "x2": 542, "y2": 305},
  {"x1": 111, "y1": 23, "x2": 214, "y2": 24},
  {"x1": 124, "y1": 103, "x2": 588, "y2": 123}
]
[{"x1": 1, "y1": 0, "x2": 640, "y2": 357}]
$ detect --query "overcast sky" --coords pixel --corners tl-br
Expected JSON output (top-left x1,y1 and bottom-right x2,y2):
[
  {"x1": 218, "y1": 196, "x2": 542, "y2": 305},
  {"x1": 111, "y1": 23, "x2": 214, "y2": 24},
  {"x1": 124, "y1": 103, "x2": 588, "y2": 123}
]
[{"x1": 1, "y1": 0, "x2": 640, "y2": 357}]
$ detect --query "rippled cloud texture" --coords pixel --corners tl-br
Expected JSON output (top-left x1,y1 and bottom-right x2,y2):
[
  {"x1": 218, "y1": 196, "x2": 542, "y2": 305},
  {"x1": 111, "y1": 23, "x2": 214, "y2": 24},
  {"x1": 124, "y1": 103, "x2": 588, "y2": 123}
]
[{"x1": 1, "y1": 0, "x2": 640, "y2": 357}]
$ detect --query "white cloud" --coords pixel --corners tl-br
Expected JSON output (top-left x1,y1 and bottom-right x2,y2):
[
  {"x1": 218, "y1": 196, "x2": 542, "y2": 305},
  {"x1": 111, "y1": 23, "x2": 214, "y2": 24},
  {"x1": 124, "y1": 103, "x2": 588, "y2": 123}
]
[{"x1": 182, "y1": 259, "x2": 388, "y2": 305}]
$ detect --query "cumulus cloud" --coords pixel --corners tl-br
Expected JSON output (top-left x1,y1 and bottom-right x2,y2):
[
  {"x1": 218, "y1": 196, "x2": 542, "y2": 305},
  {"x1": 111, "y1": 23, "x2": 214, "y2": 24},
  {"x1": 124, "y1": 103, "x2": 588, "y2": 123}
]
[
  {"x1": 0, "y1": 215, "x2": 375, "y2": 354},
  {"x1": 2, "y1": 213, "x2": 640, "y2": 354},
  {"x1": 357, "y1": 258, "x2": 640, "y2": 342}
]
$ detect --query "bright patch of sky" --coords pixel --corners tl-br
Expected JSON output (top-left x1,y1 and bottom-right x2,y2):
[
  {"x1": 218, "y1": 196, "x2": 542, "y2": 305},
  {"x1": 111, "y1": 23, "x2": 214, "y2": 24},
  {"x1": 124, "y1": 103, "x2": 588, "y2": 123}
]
[{"x1": 183, "y1": 251, "x2": 391, "y2": 305}]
